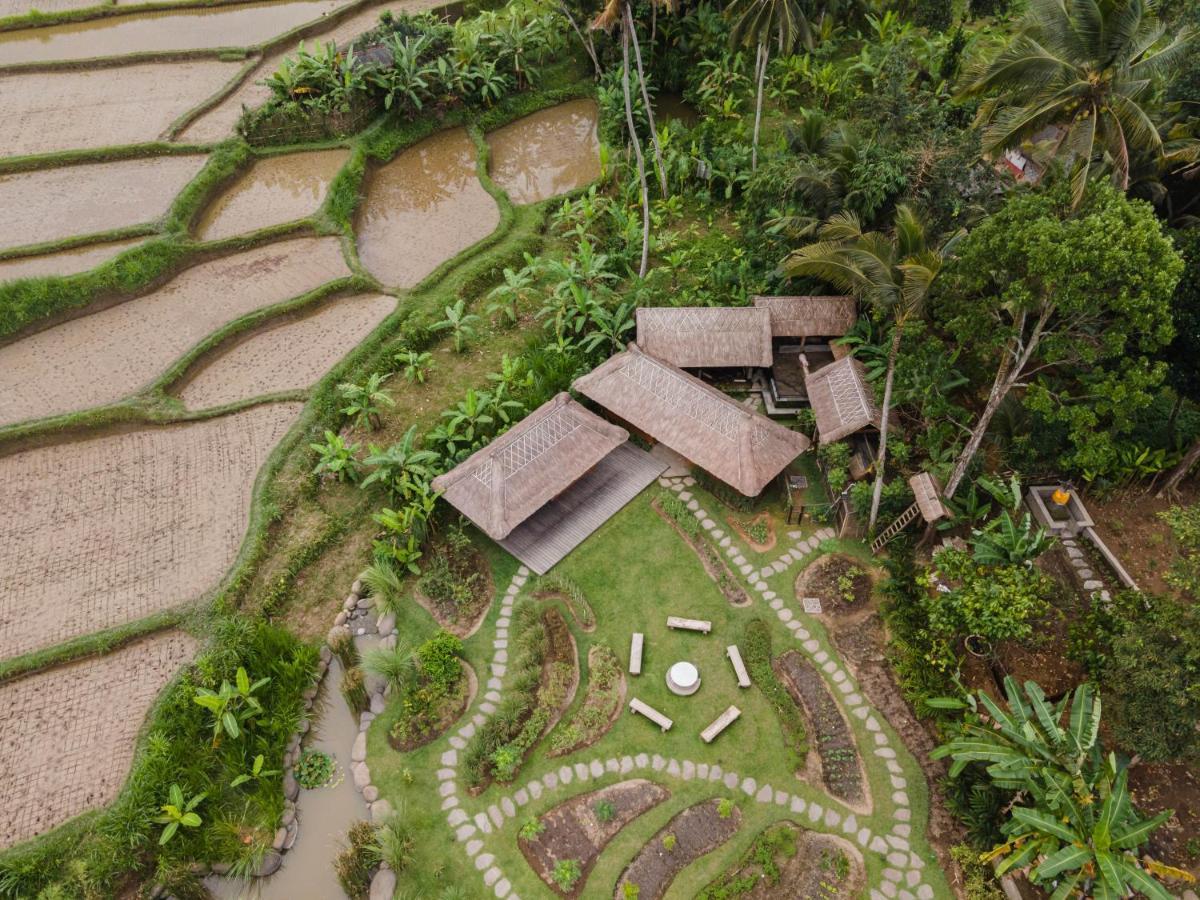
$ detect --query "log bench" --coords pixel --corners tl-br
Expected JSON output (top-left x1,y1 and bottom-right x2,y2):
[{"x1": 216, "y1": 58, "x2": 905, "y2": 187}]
[
  {"x1": 726, "y1": 644, "x2": 751, "y2": 688},
  {"x1": 629, "y1": 697, "x2": 673, "y2": 732},
  {"x1": 666, "y1": 616, "x2": 712, "y2": 634},
  {"x1": 700, "y1": 705, "x2": 741, "y2": 743},
  {"x1": 629, "y1": 632, "x2": 644, "y2": 676}
]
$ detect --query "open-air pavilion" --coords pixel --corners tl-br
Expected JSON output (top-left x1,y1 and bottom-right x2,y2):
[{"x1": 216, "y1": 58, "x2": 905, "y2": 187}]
[
  {"x1": 431, "y1": 392, "x2": 666, "y2": 574},
  {"x1": 753, "y1": 295, "x2": 857, "y2": 410},
  {"x1": 573, "y1": 343, "x2": 811, "y2": 497},
  {"x1": 634, "y1": 306, "x2": 772, "y2": 370}
]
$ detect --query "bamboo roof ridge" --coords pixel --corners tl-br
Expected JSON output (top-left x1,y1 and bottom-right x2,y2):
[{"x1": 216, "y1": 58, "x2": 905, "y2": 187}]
[
  {"x1": 909, "y1": 472, "x2": 951, "y2": 523},
  {"x1": 431, "y1": 393, "x2": 628, "y2": 540},
  {"x1": 752, "y1": 295, "x2": 857, "y2": 338},
  {"x1": 635, "y1": 306, "x2": 772, "y2": 368},
  {"x1": 573, "y1": 343, "x2": 811, "y2": 496},
  {"x1": 804, "y1": 355, "x2": 882, "y2": 443}
]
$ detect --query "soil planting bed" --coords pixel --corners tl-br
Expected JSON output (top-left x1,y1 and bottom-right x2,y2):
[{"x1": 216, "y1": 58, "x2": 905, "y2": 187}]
[
  {"x1": 2, "y1": 60, "x2": 243, "y2": 159},
  {"x1": 0, "y1": 402, "x2": 301, "y2": 661},
  {"x1": 993, "y1": 605, "x2": 1086, "y2": 700},
  {"x1": 652, "y1": 498, "x2": 750, "y2": 606},
  {"x1": 386, "y1": 659, "x2": 472, "y2": 752},
  {"x1": 0, "y1": 629, "x2": 199, "y2": 850},
  {"x1": 1133, "y1": 760, "x2": 1200, "y2": 879},
  {"x1": 699, "y1": 822, "x2": 865, "y2": 899},
  {"x1": 195, "y1": 148, "x2": 350, "y2": 240},
  {"x1": 548, "y1": 643, "x2": 625, "y2": 757},
  {"x1": 486, "y1": 99, "x2": 600, "y2": 205},
  {"x1": 726, "y1": 511, "x2": 777, "y2": 553},
  {"x1": 0, "y1": 0, "x2": 343, "y2": 64},
  {"x1": 356, "y1": 127, "x2": 499, "y2": 288},
  {"x1": 0, "y1": 235, "x2": 348, "y2": 426},
  {"x1": 176, "y1": 292, "x2": 394, "y2": 409},
  {"x1": 520, "y1": 779, "x2": 670, "y2": 897},
  {"x1": 795, "y1": 554, "x2": 873, "y2": 613},
  {"x1": 615, "y1": 799, "x2": 743, "y2": 900},
  {"x1": 0, "y1": 155, "x2": 206, "y2": 252},
  {"x1": 775, "y1": 650, "x2": 865, "y2": 805},
  {"x1": 0, "y1": 238, "x2": 144, "y2": 284},
  {"x1": 412, "y1": 538, "x2": 494, "y2": 638}
]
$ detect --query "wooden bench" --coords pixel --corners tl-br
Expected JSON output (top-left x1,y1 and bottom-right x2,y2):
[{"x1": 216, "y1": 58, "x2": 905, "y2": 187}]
[
  {"x1": 726, "y1": 644, "x2": 751, "y2": 688},
  {"x1": 700, "y1": 705, "x2": 741, "y2": 743},
  {"x1": 629, "y1": 632, "x2": 644, "y2": 676},
  {"x1": 666, "y1": 616, "x2": 712, "y2": 634},
  {"x1": 629, "y1": 697, "x2": 673, "y2": 732}
]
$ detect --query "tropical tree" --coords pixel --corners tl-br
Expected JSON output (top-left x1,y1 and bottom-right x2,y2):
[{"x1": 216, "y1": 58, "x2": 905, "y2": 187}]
[
  {"x1": 361, "y1": 425, "x2": 439, "y2": 501},
  {"x1": 339, "y1": 372, "x2": 394, "y2": 430},
  {"x1": 727, "y1": 0, "x2": 811, "y2": 170},
  {"x1": 960, "y1": 0, "x2": 1197, "y2": 206},
  {"x1": 780, "y1": 203, "x2": 962, "y2": 531},
  {"x1": 932, "y1": 678, "x2": 1189, "y2": 898},
  {"x1": 155, "y1": 784, "x2": 206, "y2": 845},
  {"x1": 433, "y1": 300, "x2": 482, "y2": 353}
]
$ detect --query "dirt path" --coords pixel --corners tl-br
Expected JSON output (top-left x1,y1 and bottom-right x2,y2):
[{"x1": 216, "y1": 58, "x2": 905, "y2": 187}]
[
  {"x1": 0, "y1": 236, "x2": 348, "y2": 426},
  {"x1": 0, "y1": 629, "x2": 199, "y2": 850},
  {"x1": 0, "y1": 403, "x2": 301, "y2": 661}
]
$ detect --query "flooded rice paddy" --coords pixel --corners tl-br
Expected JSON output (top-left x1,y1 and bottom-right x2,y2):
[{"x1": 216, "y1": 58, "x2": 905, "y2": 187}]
[
  {"x1": 487, "y1": 98, "x2": 600, "y2": 204},
  {"x1": 0, "y1": 236, "x2": 349, "y2": 426},
  {"x1": 0, "y1": 0, "x2": 96, "y2": 16},
  {"x1": 0, "y1": 403, "x2": 301, "y2": 661},
  {"x1": 0, "y1": 154, "x2": 205, "y2": 251},
  {"x1": 178, "y1": 292, "x2": 395, "y2": 409},
  {"x1": 196, "y1": 148, "x2": 350, "y2": 240},
  {"x1": 2, "y1": 59, "x2": 243, "y2": 158},
  {"x1": 0, "y1": 237, "x2": 144, "y2": 282},
  {"x1": 0, "y1": 0, "x2": 344, "y2": 64},
  {"x1": 356, "y1": 127, "x2": 499, "y2": 288}
]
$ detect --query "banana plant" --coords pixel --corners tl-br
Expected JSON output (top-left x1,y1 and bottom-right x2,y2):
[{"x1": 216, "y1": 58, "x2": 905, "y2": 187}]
[
  {"x1": 360, "y1": 426, "x2": 439, "y2": 501},
  {"x1": 155, "y1": 784, "x2": 206, "y2": 845},
  {"x1": 971, "y1": 510, "x2": 1052, "y2": 566},
  {"x1": 310, "y1": 430, "x2": 361, "y2": 483},
  {"x1": 230, "y1": 754, "x2": 280, "y2": 789},
  {"x1": 192, "y1": 667, "x2": 270, "y2": 747}
]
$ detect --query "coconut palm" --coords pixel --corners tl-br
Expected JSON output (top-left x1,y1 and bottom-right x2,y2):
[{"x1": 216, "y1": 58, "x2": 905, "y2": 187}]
[
  {"x1": 726, "y1": 0, "x2": 811, "y2": 170},
  {"x1": 780, "y1": 204, "x2": 962, "y2": 531},
  {"x1": 960, "y1": 0, "x2": 1196, "y2": 206}
]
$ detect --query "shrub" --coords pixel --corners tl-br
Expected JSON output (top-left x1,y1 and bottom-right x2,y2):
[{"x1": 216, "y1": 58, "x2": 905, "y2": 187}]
[
  {"x1": 416, "y1": 631, "x2": 464, "y2": 693},
  {"x1": 334, "y1": 821, "x2": 380, "y2": 900},
  {"x1": 594, "y1": 799, "x2": 615, "y2": 823},
  {"x1": 518, "y1": 817, "x2": 545, "y2": 839},
  {"x1": 658, "y1": 490, "x2": 701, "y2": 537},
  {"x1": 341, "y1": 665, "x2": 370, "y2": 717},
  {"x1": 296, "y1": 749, "x2": 336, "y2": 789},
  {"x1": 552, "y1": 858, "x2": 582, "y2": 891},
  {"x1": 662, "y1": 834, "x2": 677, "y2": 852},
  {"x1": 717, "y1": 798, "x2": 735, "y2": 819},
  {"x1": 372, "y1": 814, "x2": 414, "y2": 872},
  {"x1": 921, "y1": 548, "x2": 1052, "y2": 646},
  {"x1": 742, "y1": 619, "x2": 807, "y2": 758}
]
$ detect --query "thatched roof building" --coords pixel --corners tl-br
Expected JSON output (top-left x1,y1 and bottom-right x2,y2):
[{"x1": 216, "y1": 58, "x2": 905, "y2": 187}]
[
  {"x1": 753, "y1": 295, "x2": 857, "y2": 339},
  {"x1": 635, "y1": 306, "x2": 772, "y2": 368},
  {"x1": 431, "y1": 393, "x2": 628, "y2": 540},
  {"x1": 908, "y1": 472, "x2": 951, "y2": 523},
  {"x1": 573, "y1": 344, "x2": 810, "y2": 496},
  {"x1": 804, "y1": 356, "x2": 882, "y2": 443}
]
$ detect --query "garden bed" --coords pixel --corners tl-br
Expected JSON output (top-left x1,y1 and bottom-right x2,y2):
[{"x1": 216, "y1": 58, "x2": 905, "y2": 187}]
[
  {"x1": 698, "y1": 822, "x2": 864, "y2": 899},
  {"x1": 652, "y1": 495, "x2": 751, "y2": 607},
  {"x1": 548, "y1": 643, "x2": 625, "y2": 757},
  {"x1": 795, "y1": 554, "x2": 873, "y2": 613},
  {"x1": 726, "y1": 511, "x2": 777, "y2": 553},
  {"x1": 386, "y1": 658, "x2": 473, "y2": 752},
  {"x1": 412, "y1": 530, "x2": 495, "y2": 638},
  {"x1": 775, "y1": 650, "x2": 865, "y2": 806},
  {"x1": 519, "y1": 779, "x2": 669, "y2": 897},
  {"x1": 615, "y1": 799, "x2": 742, "y2": 900}
]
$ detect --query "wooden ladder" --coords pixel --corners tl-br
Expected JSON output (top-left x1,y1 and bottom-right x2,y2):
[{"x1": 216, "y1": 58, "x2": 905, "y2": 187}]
[{"x1": 871, "y1": 502, "x2": 921, "y2": 554}]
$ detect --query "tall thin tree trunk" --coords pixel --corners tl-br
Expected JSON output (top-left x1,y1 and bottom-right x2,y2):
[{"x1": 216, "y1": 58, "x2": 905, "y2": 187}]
[
  {"x1": 751, "y1": 41, "x2": 769, "y2": 172},
  {"x1": 627, "y1": 4, "x2": 667, "y2": 197},
  {"x1": 868, "y1": 325, "x2": 902, "y2": 531},
  {"x1": 1158, "y1": 436, "x2": 1200, "y2": 499},
  {"x1": 622, "y1": 19, "x2": 650, "y2": 278},
  {"x1": 559, "y1": 2, "x2": 600, "y2": 78}
]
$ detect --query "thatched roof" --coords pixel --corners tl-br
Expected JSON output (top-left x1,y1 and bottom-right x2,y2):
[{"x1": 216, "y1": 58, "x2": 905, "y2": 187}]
[
  {"x1": 804, "y1": 356, "x2": 882, "y2": 443},
  {"x1": 431, "y1": 393, "x2": 627, "y2": 540},
  {"x1": 573, "y1": 344, "x2": 810, "y2": 496},
  {"x1": 635, "y1": 306, "x2": 772, "y2": 368},
  {"x1": 753, "y1": 295, "x2": 857, "y2": 338},
  {"x1": 909, "y1": 472, "x2": 950, "y2": 523}
]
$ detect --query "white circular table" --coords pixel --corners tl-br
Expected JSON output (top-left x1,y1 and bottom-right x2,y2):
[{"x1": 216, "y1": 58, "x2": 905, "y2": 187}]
[{"x1": 666, "y1": 661, "x2": 700, "y2": 696}]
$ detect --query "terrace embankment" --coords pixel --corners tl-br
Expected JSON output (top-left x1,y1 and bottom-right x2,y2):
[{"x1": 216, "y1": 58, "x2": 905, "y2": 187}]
[{"x1": 0, "y1": 237, "x2": 144, "y2": 283}]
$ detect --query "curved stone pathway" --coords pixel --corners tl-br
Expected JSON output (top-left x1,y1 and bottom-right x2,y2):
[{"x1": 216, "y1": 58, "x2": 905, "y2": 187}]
[{"x1": 433, "y1": 533, "x2": 940, "y2": 899}]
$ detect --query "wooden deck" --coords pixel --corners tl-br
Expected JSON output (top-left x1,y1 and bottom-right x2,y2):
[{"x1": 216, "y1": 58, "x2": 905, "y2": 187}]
[{"x1": 499, "y1": 442, "x2": 667, "y2": 575}]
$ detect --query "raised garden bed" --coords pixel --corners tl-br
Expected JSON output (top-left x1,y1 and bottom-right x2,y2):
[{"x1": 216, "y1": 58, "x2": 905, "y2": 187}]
[
  {"x1": 412, "y1": 531, "x2": 495, "y2": 637},
  {"x1": 519, "y1": 779, "x2": 669, "y2": 897},
  {"x1": 726, "y1": 511, "x2": 777, "y2": 553},
  {"x1": 795, "y1": 554, "x2": 872, "y2": 613},
  {"x1": 775, "y1": 650, "x2": 865, "y2": 806},
  {"x1": 698, "y1": 822, "x2": 864, "y2": 898},
  {"x1": 615, "y1": 799, "x2": 742, "y2": 900},
  {"x1": 548, "y1": 643, "x2": 625, "y2": 757},
  {"x1": 653, "y1": 494, "x2": 751, "y2": 607},
  {"x1": 534, "y1": 572, "x2": 597, "y2": 631},
  {"x1": 386, "y1": 659, "x2": 473, "y2": 752}
]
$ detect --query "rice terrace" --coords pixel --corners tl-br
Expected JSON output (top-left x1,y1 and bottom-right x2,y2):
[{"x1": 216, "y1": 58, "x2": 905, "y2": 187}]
[{"x1": 1, "y1": 0, "x2": 1199, "y2": 897}]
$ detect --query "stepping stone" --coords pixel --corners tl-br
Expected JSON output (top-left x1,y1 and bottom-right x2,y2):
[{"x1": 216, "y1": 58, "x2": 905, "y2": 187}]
[
  {"x1": 1077, "y1": 568, "x2": 1093, "y2": 579},
  {"x1": 803, "y1": 639, "x2": 820, "y2": 652},
  {"x1": 846, "y1": 693, "x2": 863, "y2": 706},
  {"x1": 741, "y1": 777, "x2": 757, "y2": 797},
  {"x1": 474, "y1": 813, "x2": 491, "y2": 834},
  {"x1": 824, "y1": 809, "x2": 841, "y2": 828},
  {"x1": 896, "y1": 808, "x2": 911, "y2": 822},
  {"x1": 590, "y1": 760, "x2": 604, "y2": 778},
  {"x1": 515, "y1": 788, "x2": 529, "y2": 806},
  {"x1": 496, "y1": 629, "x2": 508, "y2": 639},
  {"x1": 620, "y1": 756, "x2": 634, "y2": 773},
  {"x1": 918, "y1": 886, "x2": 934, "y2": 900},
  {"x1": 491, "y1": 664, "x2": 507, "y2": 678},
  {"x1": 909, "y1": 852, "x2": 925, "y2": 869},
  {"x1": 695, "y1": 508, "x2": 708, "y2": 520},
  {"x1": 475, "y1": 853, "x2": 495, "y2": 871},
  {"x1": 884, "y1": 869, "x2": 902, "y2": 884},
  {"x1": 771, "y1": 561, "x2": 787, "y2": 574},
  {"x1": 777, "y1": 608, "x2": 793, "y2": 623},
  {"x1": 487, "y1": 678, "x2": 503, "y2": 691},
  {"x1": 635, "y1": 753, "x2": 649, "y2": 768},
  {"x1": 709, "y1": 764, "x2": 723, "y2": 782},
  {"x1": 858, "y1": 828, "x2": 871, "y2": 847},
  {"x1": 875, "y1": 748, "x2": 897, "y2": 760},
  {"x1": 865, "y1": 717, "x2": 880, "y2": 732},
  {"x1": 893, "y1": 823, "x2": 910, "y2": 838},
  {"x1": 442, "y1": 750, "x2": 458, "y2": 766},
  {"x1": 733, "y1": 555, "x2": 747, "y2": 566},
  {"x1": 493, "y1": 650, "x2": 508, "y2": 664},
  {"x1": 697, "y1": 763, "x2": 709, "y2": 780},
  {"x1": 891, "y1": 775, "x2": 907, "y2": 789},
  {"x1": 473, "y1": 714, "x2": 486, "y2": 727},
  {"x1": 787, "y1": 621, "x2": 802, "y2": 633},
  {"x1": 442, "y1": 797, "x2": 459, "y2": 810},
  {"x1": 437, "y1": 768, "x2": 456, "y2": 782},
  {"x1": 802, "y1": 596, "x2": 822, "y2": 614},
  {"x1": 501, "y1": 797, "x2": 515, "y2": 818},
  {"x1": 480, "y1": 702, "x2": 497, "y2": 716},
  {"x1": 763, "y1": 590, "x2": 776, "y2": 600},
  {"x1": 770, "y1": 598, "x2": 784, "y2": 611},
  {"x1": 456, "y1": 824, "x2": 477, "y2": 841},
  {"x1": 813, "y1": 650, "x2": 828, "y2": 663},
  {"x1": 711, "y1": 529, "x2": 724, "y2": 539},
  {"x1": 1083, "y1": 580, "x2": 1104, "y2": 590},
  {"x1": 687, "y1": 499, "x2": 699, "y2": 511},
  {"x1": 788, "y1": 531, "x2": 803, "y2": 540},
  {"x1": 724, "y1": 773, "x2": 739, "y2": 790},
  {"x1": 853, "y1": 707, "x2": 869, "y2": 720},
  {"x1": 667, "y1": 759, "x2": 681, "y2": 776},
  {"x1": 652, "y1": 754, "x2": 666, "y2": 771},
  {"x1": 466, "y1": 839, "x2": 483, "y2": 857},
  {"x1": 720, "y1": 537, "x2": 732, "y2": 547},
  {"x1": 495, "y1": 879, "x2": 510, "y2": 898},
  {"x1": 571, "y1": 763, "x2": 585, "y2": 781},
  {"x1": 461, "y1": 722, "x2": 477, "y2": 738},
  {"x1": 1066, "y1": 547, "x2": 1084, "y2": 559},
  {"x1": 892, "y1": 791, "x2": 909, "y2": 807},
  {"x1": 790, "y1": 796, "x2": 806, "y2": 814},
  {"x1": 755, "y1": 581, "x2": 769, "y2": 592},
  {"x1": 488, "y1": 805, "x2": 503, "y2": 828},
  {"x1": 908, "y1": 870, "x2": 921, "y2": 887},
  {"x1": 808, "y1": 803, "x2": 823, "y2": 823},
  {"x1": 606, "y1": 758, "x2": 620, "y2": 773},
  {"x1": 448, "y1": 810, "x2": 468, "y2": 826},
  {"x1": 529, "y1": 781, "x2": 542, "y2": 799},
  {"x1": 774, "y1": 789, "x2": 788, "y2": 806},
  {"x1": 870, "y1": 837, "x2": 889, "y2": 854},
  {"x1": 702, "y1": 519, "x2": 715, "y2": 529},
  {"x1": 439, "y1": 782, "x2": 456, "y2": 797},
  {"x1": 887, "y1": 851, "x2": 909, "y2": 868},
  {"x1": 560, "y1": 765, "x2": 575, "y2": 784},
  {"x1": 875, "y1": 732, "x2": 889, "y2": 746},
  {"x1": 842, "y1": 814, "x2": 857, "y2": 834},
  {"x1": 755, "y1": 785, "x2": 772, "y2": 803},
  {"x1": 682, "y1": 760, "x2": 695, "y2": 780},
  {"x1": 887, "y1": 835, "x2": 909, "y2": 851},
  {"x1": 497, "y1": 617, "x2": 511, "y2": 628},
  {"x1": 483, "y1": 867, "x2": 501, "y2": 887},
  {"x1": 886, "y1": 760, "x2": 903, "y2": 774},
  {"x1": 740, "y1": 564, "x2": 754, "y2": 575},
  {"x1": 543, "y1": 772, "x2": 558, "y2": 790},
  {"x1": 679, "y1": 491, "x2": 692, "y2": 502}
]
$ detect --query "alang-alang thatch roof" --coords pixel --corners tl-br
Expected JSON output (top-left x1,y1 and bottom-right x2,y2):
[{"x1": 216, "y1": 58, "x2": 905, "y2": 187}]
[
  {"x1": 635, "y1": 306, "x2": 772, "y2": 368},
  {"x1": 753, "y1": 295, "x2": 857, "y2": 339},
  {"x1": 573, "y1": 343, "x2": 811, "y2": 496},
  {"x1": 804, "y1": 356, "x2": 882, "y2": 443},
  {"x1": 431, "y1": 393, "x2": 628, "y2": 541}
]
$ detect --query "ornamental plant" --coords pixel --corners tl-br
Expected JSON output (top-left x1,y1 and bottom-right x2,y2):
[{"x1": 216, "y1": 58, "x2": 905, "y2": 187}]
[
  {"x1": 552, "y1": 858, "x2": 582, "y2": 891},
  {"x1": 296, "y1": 749, "x2": 337, "y2": 789},
  {"x1": 154, "y1": 784, "x2": 205, "y2": 845}
]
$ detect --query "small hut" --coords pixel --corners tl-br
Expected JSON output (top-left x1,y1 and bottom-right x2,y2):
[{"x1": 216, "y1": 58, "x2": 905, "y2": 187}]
[
  {"x1": 804, "y1": 356, "x2": 882, "y2": 444},
  {"x1": 871, "y1": 472, "x2": 951, "y2": 553},
  {"x1": 635, "y1": 306, "x2": 772, "y2": 370},
  {"x1": 573, "y1": 343, "x2": 811, "y2": 497}
]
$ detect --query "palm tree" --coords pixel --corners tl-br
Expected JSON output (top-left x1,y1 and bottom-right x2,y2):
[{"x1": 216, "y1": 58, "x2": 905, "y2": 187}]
[
  {"x1": 961, "y1": 0, "x2": 1196, "y2": 206},
  {"x1": 726, "y1": 0, "x2": 811, "y2": 171},
  {"x1": 780, "y1": 204, "x2": 962, "y2": 532}
]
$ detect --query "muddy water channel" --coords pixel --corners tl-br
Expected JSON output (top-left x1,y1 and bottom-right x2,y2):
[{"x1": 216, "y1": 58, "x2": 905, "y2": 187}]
[
  {"x1": 197, "y1": 149, "x2": 350, "y2": 240},
  {"x1": 0, "y1": 0, "x2": 344, "y2": 63},
  {"x1": 0, "y1": 155, "x2": 205, "y2": 251},
  {"x1": 356, "y1": 127, "x2": 499, "y2": 288},
  {"x1": 0, "y1": 237, "x2": 143, "y2": 283},
  {"x1": 487, "y1": 98, "x2": 600, "y2": 205}
]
